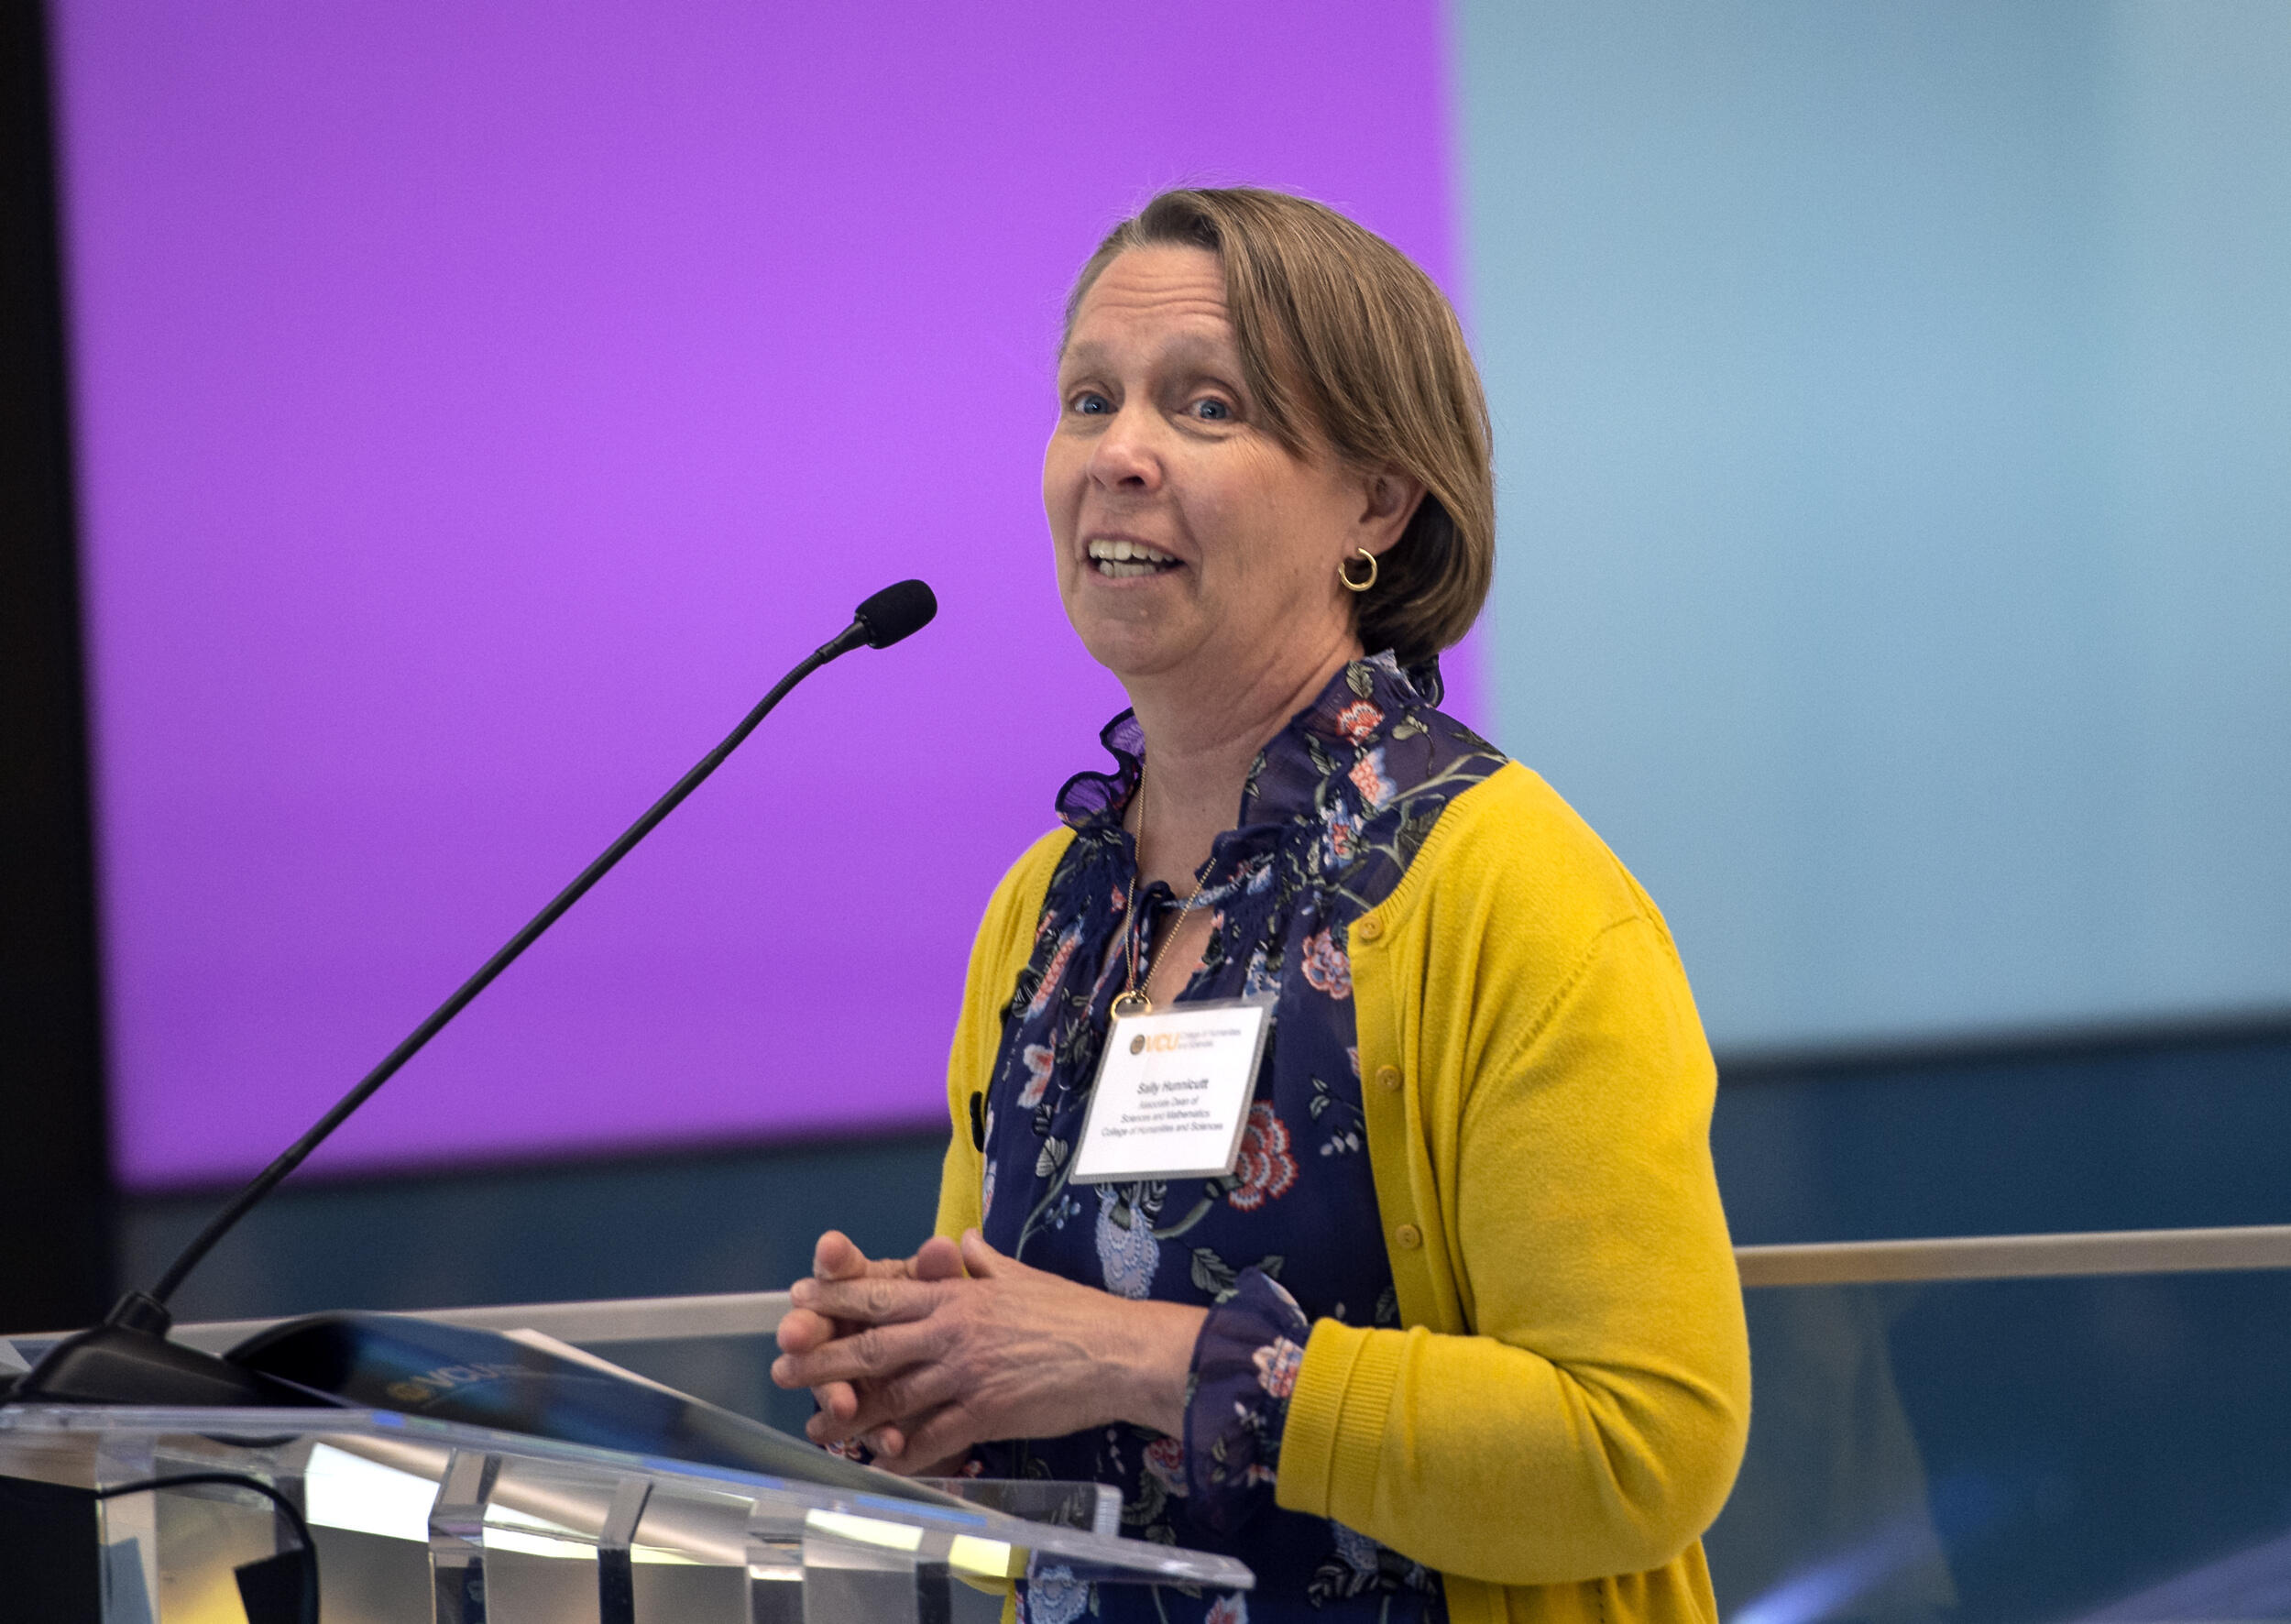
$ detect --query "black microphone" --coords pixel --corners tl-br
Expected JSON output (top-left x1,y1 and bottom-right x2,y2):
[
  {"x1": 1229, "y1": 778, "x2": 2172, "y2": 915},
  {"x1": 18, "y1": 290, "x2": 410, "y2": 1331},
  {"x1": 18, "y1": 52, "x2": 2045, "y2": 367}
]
[
  {"x1": 8, "y1": 580, "x2": 937, "y2": 1407},
  {"x1": 839, "y1": 577, "x2": 939, "y2": 653}
]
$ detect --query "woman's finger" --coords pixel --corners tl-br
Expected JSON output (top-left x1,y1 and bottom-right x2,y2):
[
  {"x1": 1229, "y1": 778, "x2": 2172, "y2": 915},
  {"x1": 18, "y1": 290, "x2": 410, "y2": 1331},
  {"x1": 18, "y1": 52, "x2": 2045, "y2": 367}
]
[
  {"x1": 807, "y1": 1397, "x2": 887, "y2": 1451},
  {"x1": 806, "y1": 1232, "x2": 889, "y2": 1350},
  {"x1": 806, "y1": 1393, "x2": 863, "y2": 1445},
  {"x1": 910, "y1": 1234, "x2": 965, "y2": 1280},
  {"x1": 957, "y1": 1228, "x2": 1014, "y2": 1278},
  {"x1": 823, "y1": 1359, "x2": 964, "y2": 1443},
  {"x1": 811, "y1": 1229, "x2": 874, "y2": 1281},
  {"x1": 871, "y1": 1401, "x2": 980, "y2": 1476},
  {"x1": 792, "y1": 1272, "x2": 945, "y2": 1327},
  {"x1": 772, "y1": 1306, "x2": 839, "y2": 1357},
  {"x1": 774, "y1": 1314, "x2": 936, "y2": 1392}
]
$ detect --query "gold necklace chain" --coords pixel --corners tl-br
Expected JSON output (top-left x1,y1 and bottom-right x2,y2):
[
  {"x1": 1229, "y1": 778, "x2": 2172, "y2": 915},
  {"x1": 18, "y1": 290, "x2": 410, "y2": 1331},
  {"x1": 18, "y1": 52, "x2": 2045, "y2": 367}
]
[{"x1": 1111, "y1": 765, "x2": 1209, "y2": 1021}]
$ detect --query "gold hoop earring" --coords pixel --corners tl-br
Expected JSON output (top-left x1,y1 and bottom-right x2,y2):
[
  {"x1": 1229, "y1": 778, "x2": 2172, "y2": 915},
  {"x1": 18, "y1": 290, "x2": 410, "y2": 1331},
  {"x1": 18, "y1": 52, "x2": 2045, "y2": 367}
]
[{"x1": 1338, "y1": 548, "x2": 1377, "y2": 593}]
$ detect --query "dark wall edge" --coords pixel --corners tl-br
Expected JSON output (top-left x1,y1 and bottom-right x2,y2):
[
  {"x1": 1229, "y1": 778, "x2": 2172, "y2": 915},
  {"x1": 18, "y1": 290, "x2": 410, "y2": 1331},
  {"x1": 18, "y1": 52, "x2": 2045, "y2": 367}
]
[
  {"x1": 1717, "y1": 1006, "x2": 2291, "y2": 1084},
  {"x1": 0, "y1": 0, "x2": 115, "y2": 1327}
]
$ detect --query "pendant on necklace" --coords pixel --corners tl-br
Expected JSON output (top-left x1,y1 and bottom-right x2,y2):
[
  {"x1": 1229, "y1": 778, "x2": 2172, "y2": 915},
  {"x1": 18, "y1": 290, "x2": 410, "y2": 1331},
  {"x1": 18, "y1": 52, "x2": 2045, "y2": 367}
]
[{"x1": 1111, "y1": 990, "x2": 1153, "y2": 1020}]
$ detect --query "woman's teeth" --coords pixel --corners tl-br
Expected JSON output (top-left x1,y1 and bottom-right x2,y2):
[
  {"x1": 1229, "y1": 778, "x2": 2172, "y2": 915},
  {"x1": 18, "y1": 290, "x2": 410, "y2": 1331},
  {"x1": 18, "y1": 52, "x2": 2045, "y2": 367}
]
[{"x1": 1088, "y1": 540, "x2": 1179, "y2": 578}]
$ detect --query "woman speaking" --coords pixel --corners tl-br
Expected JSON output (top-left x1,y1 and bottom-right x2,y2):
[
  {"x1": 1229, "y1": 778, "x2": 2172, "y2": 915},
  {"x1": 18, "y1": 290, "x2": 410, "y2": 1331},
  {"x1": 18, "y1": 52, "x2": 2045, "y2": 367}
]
[{"x1": 773, "y1": 188, "x2": 1749, "y2": 1624}]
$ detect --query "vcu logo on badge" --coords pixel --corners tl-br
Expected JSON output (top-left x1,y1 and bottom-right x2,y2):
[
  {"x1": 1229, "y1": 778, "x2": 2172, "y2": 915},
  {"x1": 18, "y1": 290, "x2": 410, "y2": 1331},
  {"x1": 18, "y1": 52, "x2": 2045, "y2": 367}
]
[{"x1": 1129, "y1": 1033, "x2": 1146, "y2": 1055}]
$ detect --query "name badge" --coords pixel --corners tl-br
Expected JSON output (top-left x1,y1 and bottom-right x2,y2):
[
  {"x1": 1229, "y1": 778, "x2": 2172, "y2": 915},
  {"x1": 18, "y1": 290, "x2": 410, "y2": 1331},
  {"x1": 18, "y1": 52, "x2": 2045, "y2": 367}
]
[{"x1": 1071, "y1": 995, "x2": 1276, "y2": 1184}]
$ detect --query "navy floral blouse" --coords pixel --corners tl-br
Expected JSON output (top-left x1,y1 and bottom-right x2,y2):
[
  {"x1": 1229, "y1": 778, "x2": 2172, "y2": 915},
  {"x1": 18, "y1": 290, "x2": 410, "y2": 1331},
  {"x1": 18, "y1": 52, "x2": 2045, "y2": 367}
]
[{"x1": 969, "y1": 653, "x2": 1507, "y2": 1624}]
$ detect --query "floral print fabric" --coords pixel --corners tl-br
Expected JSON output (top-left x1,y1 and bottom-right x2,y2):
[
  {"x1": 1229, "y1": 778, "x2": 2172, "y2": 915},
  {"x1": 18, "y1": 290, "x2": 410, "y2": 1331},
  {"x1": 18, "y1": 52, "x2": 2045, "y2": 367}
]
[
  {"x1": 974, "y1": 653, "x2": 1506, "y2": 1624},
  {"x1": 1187, "y1": 1268, "x2": 1310, "y2": 1534}
]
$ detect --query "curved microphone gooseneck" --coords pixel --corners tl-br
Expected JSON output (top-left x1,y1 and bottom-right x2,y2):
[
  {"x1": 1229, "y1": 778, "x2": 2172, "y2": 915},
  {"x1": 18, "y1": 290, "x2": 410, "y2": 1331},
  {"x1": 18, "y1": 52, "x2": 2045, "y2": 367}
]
[{"x1": 8, "y1": 579, "x2": 937, "y2": 1406}]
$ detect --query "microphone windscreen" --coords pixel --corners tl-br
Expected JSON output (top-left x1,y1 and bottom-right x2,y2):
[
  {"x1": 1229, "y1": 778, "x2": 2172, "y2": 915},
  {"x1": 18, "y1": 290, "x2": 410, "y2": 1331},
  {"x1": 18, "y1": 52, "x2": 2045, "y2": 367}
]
[{"x1": 853, "y1": 579, "x2": 937, "y2": 649}]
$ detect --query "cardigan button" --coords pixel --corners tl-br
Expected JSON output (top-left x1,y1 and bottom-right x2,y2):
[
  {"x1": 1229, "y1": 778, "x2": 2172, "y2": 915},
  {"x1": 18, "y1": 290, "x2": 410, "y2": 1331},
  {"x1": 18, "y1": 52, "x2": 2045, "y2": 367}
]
[
  {"x1": 1354, "y1": 916, "x2": 1384, "y2": 943},
  {"x1": 1395, "y1": 1223, "x2": 1423, "y2": 1250},
  {"x1": 1376, "y1": 1065, "x2": 1402, "y2": 1092}
]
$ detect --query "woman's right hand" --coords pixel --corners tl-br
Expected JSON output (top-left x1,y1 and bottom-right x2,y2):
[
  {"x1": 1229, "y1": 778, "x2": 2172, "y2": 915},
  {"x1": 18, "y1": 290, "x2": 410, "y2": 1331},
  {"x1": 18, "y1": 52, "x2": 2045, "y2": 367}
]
[
  {"x1": 769, "y1": 1230, "x2": 1206, "y2": 1475},
  {"x1": 774, "y1": 1230, "x2": 966, "y2": 1432}
]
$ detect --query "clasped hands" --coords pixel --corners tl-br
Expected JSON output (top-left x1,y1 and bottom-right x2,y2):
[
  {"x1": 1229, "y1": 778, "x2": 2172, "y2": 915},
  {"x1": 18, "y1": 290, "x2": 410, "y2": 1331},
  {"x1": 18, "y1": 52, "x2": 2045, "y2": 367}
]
[{"x1": 770, "y1": 1228, "x2": 1207, "y2": 1474}]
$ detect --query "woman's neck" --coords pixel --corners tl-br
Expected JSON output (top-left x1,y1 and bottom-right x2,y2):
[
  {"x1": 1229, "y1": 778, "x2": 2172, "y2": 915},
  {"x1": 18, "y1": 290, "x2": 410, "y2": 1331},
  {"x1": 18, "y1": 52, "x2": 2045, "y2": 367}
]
[{"x1": 1122, "y1": 635, "x2": 1361, "y2": 891}]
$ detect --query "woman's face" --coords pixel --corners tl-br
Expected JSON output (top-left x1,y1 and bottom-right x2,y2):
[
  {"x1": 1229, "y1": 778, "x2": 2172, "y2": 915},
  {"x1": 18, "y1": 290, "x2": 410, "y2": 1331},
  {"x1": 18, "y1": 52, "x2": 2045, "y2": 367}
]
[{"x1": 1046, "y1": 246, "x2": 1399, "y2": 694}]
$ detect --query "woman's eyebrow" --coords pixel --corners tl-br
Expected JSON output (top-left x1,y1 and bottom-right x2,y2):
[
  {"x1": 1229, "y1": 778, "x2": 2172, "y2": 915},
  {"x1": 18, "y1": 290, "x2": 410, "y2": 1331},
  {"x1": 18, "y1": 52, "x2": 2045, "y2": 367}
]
[
  {"x1": 1151, "y1": 335, "x2": 1241, "y2": 374},
  {"x1": 1058, "y1": 339, "x2": 1114, "y2": 372}
]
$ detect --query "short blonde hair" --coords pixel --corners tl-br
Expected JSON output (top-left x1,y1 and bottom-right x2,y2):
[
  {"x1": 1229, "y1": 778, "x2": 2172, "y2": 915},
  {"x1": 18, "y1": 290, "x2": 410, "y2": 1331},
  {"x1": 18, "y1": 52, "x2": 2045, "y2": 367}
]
[{"x1": 1065, "y1": 188, "x2": 1494, "y2": 668}]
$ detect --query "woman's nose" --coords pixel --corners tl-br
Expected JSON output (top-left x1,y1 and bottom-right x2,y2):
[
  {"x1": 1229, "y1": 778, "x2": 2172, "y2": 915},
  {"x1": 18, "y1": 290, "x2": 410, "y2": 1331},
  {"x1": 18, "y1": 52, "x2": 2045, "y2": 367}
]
[{"x1": 1087, "y1": 405, "x2": 1162, "y2": 491}]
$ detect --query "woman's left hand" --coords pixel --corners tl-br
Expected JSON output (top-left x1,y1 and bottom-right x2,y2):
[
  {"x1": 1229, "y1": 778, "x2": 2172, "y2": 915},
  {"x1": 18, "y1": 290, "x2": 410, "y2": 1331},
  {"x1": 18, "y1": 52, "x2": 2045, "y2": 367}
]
[{"x1": 771, "y1": 1229, "x2": 1208, "y2": 1472}]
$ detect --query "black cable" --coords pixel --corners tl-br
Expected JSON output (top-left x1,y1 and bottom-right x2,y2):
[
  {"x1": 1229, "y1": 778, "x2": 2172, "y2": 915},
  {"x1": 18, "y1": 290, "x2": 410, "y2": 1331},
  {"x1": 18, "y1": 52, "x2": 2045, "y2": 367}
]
[{"x1": 92, "y1": 1471, "x2": 318, "y2": 1624}]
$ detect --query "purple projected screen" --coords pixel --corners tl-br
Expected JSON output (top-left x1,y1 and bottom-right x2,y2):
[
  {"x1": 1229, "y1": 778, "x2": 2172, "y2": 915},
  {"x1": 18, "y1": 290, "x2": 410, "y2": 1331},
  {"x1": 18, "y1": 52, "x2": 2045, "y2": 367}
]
[{"x1": 55, "y1": 3, "x2": 1471, "y2": 1189}]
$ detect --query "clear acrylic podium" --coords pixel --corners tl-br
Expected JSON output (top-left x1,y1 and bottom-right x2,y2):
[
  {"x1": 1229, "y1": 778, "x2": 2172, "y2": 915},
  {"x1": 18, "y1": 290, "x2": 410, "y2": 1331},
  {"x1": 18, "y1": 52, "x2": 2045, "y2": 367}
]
[{"x1": 0, "y1": 1402, "x2": 1251, "y2": 1622}]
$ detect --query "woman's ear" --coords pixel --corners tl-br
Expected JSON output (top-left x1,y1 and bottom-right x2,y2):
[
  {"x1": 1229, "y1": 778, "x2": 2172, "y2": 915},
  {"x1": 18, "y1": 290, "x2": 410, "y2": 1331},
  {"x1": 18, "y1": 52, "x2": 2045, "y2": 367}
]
[{"x1": 1357, "y1": 470, "x2": 1427, "y2": 554}]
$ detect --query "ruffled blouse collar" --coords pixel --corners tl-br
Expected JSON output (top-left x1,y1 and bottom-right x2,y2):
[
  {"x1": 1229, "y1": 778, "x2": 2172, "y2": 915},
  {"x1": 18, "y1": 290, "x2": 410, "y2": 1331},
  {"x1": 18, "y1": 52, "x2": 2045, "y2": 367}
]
[{"x1": 1055, "y1": 651, "x2": 1440, "y2": 838}]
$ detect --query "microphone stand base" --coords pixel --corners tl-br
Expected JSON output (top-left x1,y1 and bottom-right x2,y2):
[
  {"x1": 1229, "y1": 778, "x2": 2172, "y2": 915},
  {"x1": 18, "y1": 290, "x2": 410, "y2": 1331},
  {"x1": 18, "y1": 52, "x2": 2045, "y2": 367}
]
[{"x1": 4, "y1": 1293, "x2": 291, "y2": 1409}]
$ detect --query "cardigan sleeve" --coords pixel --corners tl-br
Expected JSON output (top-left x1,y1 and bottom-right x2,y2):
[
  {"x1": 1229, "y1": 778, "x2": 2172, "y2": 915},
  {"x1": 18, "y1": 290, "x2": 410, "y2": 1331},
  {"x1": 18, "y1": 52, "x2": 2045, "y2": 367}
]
[
  {"x1": 935, "y1": 828, "x2": 1074, "y2": 1244},
  {"x1": 1275, "y1": 798, "x2": 1751, "y2": 1586}
]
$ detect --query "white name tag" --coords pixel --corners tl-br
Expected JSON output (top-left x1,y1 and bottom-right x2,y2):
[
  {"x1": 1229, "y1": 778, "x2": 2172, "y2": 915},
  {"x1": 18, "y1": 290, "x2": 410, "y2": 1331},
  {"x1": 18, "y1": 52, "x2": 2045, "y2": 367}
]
[{"x1": 1071, "y1": 996, "x2": 1276, "y2": 1184}]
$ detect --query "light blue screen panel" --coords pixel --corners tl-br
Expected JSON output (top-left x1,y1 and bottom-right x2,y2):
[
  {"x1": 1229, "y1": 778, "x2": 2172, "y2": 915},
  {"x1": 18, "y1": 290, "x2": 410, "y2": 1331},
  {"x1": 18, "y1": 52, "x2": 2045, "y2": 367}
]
[{"x1": 1458, "y1": 0, "x2": 2291, "y2": 1051}]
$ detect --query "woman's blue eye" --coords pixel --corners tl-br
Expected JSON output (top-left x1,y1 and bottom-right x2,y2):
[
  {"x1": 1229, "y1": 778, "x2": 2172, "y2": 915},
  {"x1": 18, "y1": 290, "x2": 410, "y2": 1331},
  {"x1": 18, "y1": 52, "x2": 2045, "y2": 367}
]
[
  {"x1": 1072, "y1": 391, "x2": 1111, "y2": 415},
  {"x1": 1194, "y1": 399, "x2": 1232, "y2": 421}
]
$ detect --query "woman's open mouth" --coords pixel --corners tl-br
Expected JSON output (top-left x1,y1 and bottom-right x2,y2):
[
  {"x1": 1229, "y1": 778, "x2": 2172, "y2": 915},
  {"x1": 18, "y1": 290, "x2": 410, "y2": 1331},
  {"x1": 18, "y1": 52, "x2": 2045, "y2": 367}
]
[{"x1": 1087, "y1": 539, "x2": 1182, "y2": 579}]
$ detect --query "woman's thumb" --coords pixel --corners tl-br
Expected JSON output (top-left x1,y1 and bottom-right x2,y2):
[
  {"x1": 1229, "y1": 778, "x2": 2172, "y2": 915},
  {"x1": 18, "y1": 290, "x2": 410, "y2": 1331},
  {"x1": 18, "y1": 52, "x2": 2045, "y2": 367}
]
[{"x1": 959, "y1": 1229, "x2": 1008, "y2": 1277}]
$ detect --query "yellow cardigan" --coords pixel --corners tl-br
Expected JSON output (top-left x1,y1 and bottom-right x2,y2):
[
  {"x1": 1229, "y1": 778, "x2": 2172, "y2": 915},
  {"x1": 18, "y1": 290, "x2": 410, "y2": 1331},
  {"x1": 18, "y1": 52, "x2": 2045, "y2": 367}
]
[{"x1": 936, "y1": 761, "x2": 1750, "y2": 1624}]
